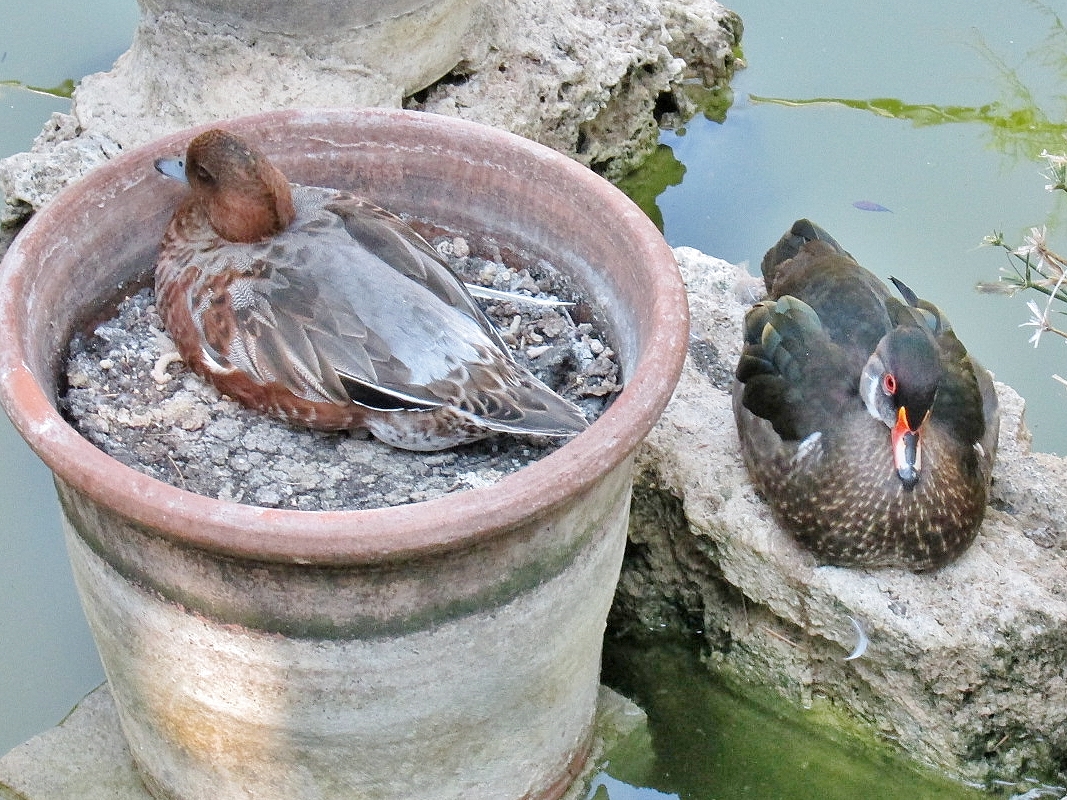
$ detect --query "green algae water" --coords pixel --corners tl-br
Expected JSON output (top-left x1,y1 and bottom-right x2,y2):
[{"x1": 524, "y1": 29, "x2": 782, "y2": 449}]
[{"x1": 599, "y1": 636, "x2": 988, "y2": 800}]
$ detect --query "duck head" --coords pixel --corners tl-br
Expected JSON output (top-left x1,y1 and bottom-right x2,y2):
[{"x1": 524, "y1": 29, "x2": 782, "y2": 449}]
[
  {"x1": 155, "y1": 129, "x2": 296, "y2": 243},
  {"x1": 859, "y1": 325, "x2": 941, "y2": 490}
]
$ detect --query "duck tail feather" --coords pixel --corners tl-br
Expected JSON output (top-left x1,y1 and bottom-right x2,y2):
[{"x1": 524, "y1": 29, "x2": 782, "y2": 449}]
[{"x1": 762, "y1": 219, "x2": 849, "y2": 286}]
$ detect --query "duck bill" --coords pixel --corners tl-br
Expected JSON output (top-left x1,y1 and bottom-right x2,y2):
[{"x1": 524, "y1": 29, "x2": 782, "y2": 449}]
[
  {"x1": 154, "y1": 156, "x2": 188, "y2": 183},
  {"x1": 891, "y1": 406, "x2": 921, "y2": 490}
]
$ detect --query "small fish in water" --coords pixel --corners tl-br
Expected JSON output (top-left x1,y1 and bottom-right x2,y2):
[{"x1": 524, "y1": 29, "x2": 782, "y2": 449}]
[{"x1": 852, "y1": 200, "x2": 892, "y2": 212}]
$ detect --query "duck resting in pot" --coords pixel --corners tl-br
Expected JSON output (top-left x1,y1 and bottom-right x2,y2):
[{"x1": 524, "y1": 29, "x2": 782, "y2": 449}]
[
  {"x1": 733, "y1": 219, "x2": 999, "y2": 571},
  {"x1": 153, "y1": 128, "x2": 589, "y2": 451}
]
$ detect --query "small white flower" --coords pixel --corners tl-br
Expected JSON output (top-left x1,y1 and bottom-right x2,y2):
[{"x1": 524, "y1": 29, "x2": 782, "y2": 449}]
[
  {"x1": 1020, "y1": 268, "x2": 1067, "y2": 347},
  {"x1": 1020, "y1": 299, "x2": 1050, "y2": 347},
  {"x1": 1013, "y1": 226, "x2": 1048, "y2": 262}
]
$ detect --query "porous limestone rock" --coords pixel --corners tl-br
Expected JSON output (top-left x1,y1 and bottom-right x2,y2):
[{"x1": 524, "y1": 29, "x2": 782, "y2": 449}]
[
  {"x1": 0, "y1": 116, "x2": 123, "y2": 223},
  {"x1": 0, "y1": 0, "x2": 741, "y2": 224},
  {"x1": 409, "y1": 0, "x2": 742, "y2": 178},
  {"x1": 617, "y1": 246, "x2": 1067, "y2": 789}
]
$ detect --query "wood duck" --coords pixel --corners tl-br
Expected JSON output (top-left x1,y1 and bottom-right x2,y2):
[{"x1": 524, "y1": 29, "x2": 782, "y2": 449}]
[
  {"x1": 153, "y1": 128, "x2": 589, "y2": 451},
  {"x1": 733, "y1": 219, "x2": 999, "y2": 570}
]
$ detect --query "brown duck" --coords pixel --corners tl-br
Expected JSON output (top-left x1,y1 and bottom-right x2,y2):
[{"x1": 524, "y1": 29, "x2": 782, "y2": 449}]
[
  {"x1": 733, "y1": 219, "x2": 999, "y2": 570},
  {"x1": 152, "y1": 129, "x2": 589, "y2": 451}
]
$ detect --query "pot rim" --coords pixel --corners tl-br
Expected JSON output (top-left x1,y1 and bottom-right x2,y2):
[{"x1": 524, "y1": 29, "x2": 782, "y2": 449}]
[{"x1": 0, "y1": 108, "x2": 688, "y2": 566}]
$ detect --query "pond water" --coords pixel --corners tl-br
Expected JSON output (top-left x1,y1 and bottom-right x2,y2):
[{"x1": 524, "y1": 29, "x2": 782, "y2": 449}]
[
  {"x1": 0, "y1": 0, "x2": 137, "y2": 758},
  {"x1": 0, "y1": 0, "x2": 1061, "y2": 795},
  {"x1": 622, "y1": 0, "x2": 1067, "y2": 457},
  {"x1": 598, "y1": 635, "x2": 987, "y2": 800}
]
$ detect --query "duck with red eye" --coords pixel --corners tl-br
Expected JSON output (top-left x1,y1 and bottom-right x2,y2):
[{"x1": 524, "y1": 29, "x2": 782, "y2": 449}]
[
  {"x1": 859, "y1": 324, "x2": 941, "y2": 490},
  {"x1": 733, "y1": 219, "x2": 999, "y2": 571}
]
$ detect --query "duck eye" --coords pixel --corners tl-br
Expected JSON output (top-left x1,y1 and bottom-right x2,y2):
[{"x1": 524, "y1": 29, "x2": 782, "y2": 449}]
[
  {"x1": 883, "y1": 373, "x2": 897, "y2": 395},
  {"x1": 194, "y1": 164, "x2": 215, "y2": 184}
]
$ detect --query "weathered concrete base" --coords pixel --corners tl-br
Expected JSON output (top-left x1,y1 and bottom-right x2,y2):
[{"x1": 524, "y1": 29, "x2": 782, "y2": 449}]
[
  {"x1": 0, "y1": 684, "x2": 647, "y2": 800},
  {"x1": 616, "y1": 247, "x2": 1067, "y2": 789},
  {"x1": 65, "y1": 513, "x2": 621, "y2": 800},
  {"x1": 0, "y1": 0, "x2": 740, "y2": 224}
]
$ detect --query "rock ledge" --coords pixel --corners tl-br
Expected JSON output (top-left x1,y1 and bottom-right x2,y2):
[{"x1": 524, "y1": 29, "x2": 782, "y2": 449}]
[
  {"x1": 617, "y1": 247, "x2": 1067, "y2": 789},
  {"x1": 0, "y1": 0, "x2": 740, "y2": 224}
]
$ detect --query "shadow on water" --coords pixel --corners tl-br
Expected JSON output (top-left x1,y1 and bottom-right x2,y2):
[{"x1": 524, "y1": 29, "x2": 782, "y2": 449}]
[
  {"x1": 614, "y1": 146, "x2": 686, "y2": 231},
  {"x1": 597, "y1": 634, "x2": 988, "y2": 800},
  {"x1": 614, "y1": 80, "x2": 738, "y2": 228}
]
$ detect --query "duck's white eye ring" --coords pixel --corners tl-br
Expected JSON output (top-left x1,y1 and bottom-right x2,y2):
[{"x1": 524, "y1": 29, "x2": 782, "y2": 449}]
[{"x1": 882, "y1": 372, "x2": 897, "y2": 395}]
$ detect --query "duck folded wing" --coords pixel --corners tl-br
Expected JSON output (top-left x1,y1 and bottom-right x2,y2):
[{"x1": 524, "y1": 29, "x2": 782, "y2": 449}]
[
  {"x1": 195, "y1": 206, "x2": 508, "y2": 407},
  {"x1": 735, "y1": 295, "x2": 856, "y2": 441},
  {"x1": 760, "y1": 218, "x2": 852, "y2": 278},
  {"x1": 322, "y1": 191, "x2": 509, "y2": 352},
  {"x1": 194, "y1": 254, "x2": 446, "y2": 411},
  {"x1": 192, "y1": 232, "x2": 588, "y2": 434}
]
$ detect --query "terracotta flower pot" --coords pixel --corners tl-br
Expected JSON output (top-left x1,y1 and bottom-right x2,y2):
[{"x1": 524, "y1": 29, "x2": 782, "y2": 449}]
[{"x1": 0, "y1": 109, "x2": 687, "y2": 800}]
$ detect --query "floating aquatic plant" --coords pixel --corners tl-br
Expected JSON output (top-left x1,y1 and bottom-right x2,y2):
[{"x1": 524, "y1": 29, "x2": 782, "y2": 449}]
[
  {"x1": 0, "y1": 78, "x2": 76, "y2": 98},
  {"x1": 752, "y1": 2, "x2": 1067, "y2": 161}
]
